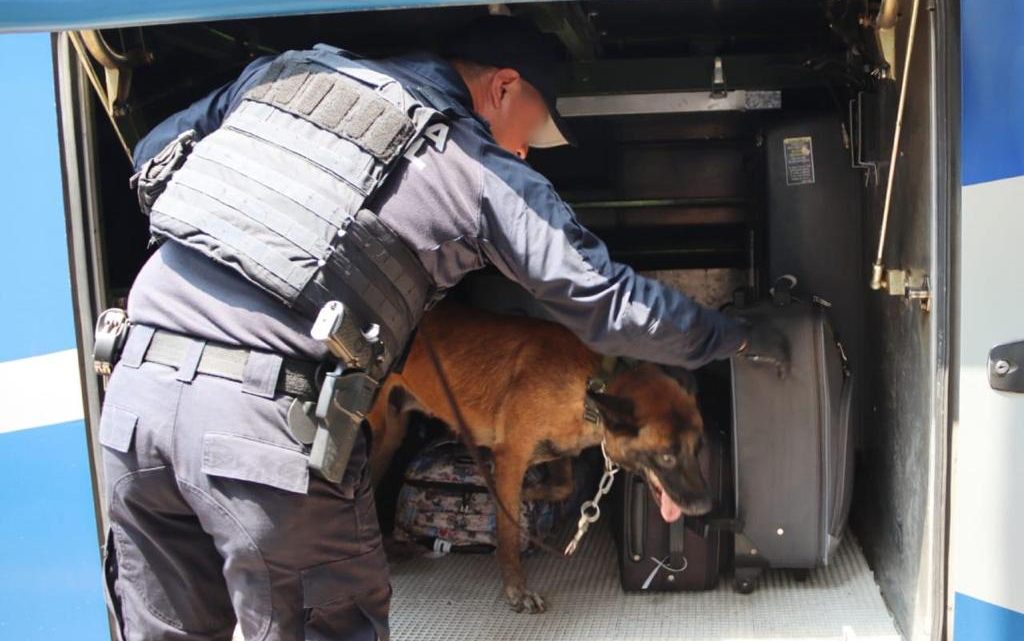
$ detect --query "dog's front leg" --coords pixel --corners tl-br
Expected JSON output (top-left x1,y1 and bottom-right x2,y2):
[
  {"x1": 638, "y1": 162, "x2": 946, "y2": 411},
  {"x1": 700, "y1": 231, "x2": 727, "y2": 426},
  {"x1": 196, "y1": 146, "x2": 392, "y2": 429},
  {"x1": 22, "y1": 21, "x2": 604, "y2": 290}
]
[
  {"x1": 493, "y1": 446, "x2": 546, "y2": 613},
  {"x1": 367, "y1": 385, "x2": 412, "y2": 486}
]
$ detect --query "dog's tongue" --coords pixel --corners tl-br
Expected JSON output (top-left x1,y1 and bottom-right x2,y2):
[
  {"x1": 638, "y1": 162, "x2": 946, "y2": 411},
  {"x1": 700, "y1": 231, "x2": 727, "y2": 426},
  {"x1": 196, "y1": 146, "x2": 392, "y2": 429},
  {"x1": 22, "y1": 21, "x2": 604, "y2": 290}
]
[
  {"x1": 648, "y1": 472, "x2": 685, "y2": 523},
  {"x1": 658, "y1": 492, "x2": 684, "y2": 523}
]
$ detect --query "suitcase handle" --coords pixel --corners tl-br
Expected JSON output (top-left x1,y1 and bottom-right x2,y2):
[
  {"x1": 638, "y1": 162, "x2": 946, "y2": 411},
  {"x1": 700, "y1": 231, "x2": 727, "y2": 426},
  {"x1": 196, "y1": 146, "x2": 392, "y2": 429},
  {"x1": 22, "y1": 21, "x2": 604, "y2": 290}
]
[
  {"x1": 697, "y1": 515, "x2": 743, "y2": 532},
  {"x1": 626, "y1": 474, "x2": 646, "y2": 561},
  {"x1": 770, "y1": 274, "x2": 798, "y2": 305}
]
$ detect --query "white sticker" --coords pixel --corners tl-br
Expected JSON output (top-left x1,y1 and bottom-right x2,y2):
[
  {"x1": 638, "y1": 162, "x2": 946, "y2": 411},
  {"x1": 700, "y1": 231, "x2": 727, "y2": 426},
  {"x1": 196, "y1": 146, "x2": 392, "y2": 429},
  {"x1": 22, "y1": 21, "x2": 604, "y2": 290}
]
[{"x1": 783, "y1": 136, "x2": 815, "y2": 186}]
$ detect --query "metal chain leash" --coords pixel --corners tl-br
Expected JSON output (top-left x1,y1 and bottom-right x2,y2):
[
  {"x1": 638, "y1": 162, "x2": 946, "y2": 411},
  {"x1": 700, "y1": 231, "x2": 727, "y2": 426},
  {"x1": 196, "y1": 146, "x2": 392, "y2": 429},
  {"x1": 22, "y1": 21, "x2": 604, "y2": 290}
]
[{"x1": 564, "y1": 439, "x2": 620, "y2": 556}]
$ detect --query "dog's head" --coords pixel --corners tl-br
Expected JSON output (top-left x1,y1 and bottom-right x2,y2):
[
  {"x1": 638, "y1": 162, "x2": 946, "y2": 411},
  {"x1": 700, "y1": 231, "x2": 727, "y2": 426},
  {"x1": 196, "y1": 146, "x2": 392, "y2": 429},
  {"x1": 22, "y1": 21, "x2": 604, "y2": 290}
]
[{"x1": 587, "y1": 363, "x2": 711, "y2": 523}]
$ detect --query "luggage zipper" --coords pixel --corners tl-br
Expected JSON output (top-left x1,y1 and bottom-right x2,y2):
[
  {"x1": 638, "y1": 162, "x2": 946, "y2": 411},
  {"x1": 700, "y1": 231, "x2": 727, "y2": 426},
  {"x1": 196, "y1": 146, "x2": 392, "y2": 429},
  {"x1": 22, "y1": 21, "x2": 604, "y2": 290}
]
[{"x1": 814, "y1": 306, "x2": 831, "y2": 564}]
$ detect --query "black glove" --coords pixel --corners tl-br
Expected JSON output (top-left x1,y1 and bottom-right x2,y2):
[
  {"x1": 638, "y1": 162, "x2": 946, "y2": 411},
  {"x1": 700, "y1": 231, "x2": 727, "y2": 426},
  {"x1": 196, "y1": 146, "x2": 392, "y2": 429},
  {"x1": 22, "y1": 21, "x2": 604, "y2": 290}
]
[{"x1": 735, "y1": 317, "x2": 790, "y2": 377}]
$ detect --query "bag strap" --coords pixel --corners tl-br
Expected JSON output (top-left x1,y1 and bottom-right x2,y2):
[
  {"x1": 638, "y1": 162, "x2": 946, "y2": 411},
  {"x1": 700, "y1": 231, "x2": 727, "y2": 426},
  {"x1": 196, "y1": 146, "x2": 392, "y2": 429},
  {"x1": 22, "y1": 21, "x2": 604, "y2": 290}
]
[{"x1": 668, "y1": 516, "x2": 687, "y2": 570}]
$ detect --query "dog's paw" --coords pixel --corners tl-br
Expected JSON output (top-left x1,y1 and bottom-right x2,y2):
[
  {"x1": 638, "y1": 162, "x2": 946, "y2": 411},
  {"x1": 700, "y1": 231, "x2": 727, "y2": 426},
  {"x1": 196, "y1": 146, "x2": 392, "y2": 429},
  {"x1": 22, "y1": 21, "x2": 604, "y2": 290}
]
[
  {"x1": 504, "y1": 585, "x2": 547, "y2": 614},
  {"x1": 381, "y1": 535, "x2": 424, "y2": 564}
]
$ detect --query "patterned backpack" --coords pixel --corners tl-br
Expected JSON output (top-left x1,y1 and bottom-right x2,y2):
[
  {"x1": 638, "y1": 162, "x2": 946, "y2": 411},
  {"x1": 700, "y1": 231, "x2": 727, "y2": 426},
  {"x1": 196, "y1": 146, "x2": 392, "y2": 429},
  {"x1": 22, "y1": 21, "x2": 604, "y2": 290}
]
[{"x1": 393, "y1": 439, "x2": 559, "y2": 553}]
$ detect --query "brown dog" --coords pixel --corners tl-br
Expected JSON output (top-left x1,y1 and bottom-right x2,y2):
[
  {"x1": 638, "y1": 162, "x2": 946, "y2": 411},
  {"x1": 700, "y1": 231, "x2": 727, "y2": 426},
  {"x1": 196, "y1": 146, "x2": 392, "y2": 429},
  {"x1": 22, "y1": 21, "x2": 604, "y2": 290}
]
[{"x1": 367, "y1": 302, "x2": 712, "y2": 612}]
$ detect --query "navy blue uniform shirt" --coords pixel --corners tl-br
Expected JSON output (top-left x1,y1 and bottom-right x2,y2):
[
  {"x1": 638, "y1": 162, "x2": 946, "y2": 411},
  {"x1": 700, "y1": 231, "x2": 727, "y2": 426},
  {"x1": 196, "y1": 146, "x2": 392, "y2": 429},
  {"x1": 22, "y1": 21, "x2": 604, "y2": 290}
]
[{"x1": 129, "y1": 50, "x2": 746, "y2": 367}]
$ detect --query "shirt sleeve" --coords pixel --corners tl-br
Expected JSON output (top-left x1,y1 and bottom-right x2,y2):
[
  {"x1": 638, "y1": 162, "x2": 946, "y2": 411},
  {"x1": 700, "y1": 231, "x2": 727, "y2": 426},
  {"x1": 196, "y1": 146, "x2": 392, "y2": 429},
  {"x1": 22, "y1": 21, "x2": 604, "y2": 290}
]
[
  {"x1": 132, "y1": 56, "x2": 275, "y2": 171},
  {"x1": 476, "y1": 146, "x2": 747, "y2": 370}
]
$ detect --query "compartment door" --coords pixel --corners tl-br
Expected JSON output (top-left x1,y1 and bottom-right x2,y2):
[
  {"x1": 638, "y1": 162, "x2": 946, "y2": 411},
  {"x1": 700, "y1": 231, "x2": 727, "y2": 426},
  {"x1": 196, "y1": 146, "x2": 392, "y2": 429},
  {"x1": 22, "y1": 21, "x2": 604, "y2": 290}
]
[
  {"x1": 0, "y1": 34, "x2": 110, "y2": 640},
  {"x1": 950, "y1": 2, "x2": 1024, "y2": 639}
]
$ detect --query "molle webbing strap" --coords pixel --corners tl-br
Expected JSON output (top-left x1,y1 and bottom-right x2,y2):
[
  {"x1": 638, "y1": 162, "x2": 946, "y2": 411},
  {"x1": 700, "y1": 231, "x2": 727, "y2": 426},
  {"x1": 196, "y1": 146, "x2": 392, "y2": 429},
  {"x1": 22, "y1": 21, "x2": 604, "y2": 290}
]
[
  {"x1": 244, "y1": 54, "x2": 415, "y2": 163},
  {"x1": 299, "y1": 210, "x2": 433, "y2": 375}
]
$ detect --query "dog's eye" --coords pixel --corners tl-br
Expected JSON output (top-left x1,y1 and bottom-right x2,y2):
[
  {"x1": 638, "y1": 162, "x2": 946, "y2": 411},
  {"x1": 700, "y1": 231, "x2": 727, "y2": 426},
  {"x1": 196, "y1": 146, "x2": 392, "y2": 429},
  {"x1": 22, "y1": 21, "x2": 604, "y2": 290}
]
[{"x1": 658, "y1": 453, "x2": 676, "y2": 467}]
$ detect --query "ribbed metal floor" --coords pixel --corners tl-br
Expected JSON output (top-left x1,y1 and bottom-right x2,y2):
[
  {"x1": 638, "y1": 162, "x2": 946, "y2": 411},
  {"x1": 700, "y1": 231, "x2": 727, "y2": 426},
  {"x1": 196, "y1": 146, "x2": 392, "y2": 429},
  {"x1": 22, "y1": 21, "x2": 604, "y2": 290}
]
[{"x1": 389, "y1": 523, "x2": 901, "y2": 641}]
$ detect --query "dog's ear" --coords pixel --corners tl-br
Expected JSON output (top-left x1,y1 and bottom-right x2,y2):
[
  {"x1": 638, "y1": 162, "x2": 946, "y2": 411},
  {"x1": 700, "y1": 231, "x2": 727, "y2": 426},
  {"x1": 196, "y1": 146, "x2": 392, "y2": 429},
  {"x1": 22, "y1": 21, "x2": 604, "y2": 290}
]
[
  {"x1": 587, "y1": 391, "x2": 639, "y2": 436},
  {"x1": 662, "y1": 366, "x2": 698, "y2": 395}
]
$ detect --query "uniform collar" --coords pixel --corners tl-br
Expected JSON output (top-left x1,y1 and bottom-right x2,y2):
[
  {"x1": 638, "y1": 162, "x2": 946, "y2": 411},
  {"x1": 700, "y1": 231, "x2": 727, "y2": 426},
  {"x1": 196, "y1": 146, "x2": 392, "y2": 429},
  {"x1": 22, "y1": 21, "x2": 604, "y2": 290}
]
[{"x1": 384, "y1": 52, "x2": 476, "y2": 119}]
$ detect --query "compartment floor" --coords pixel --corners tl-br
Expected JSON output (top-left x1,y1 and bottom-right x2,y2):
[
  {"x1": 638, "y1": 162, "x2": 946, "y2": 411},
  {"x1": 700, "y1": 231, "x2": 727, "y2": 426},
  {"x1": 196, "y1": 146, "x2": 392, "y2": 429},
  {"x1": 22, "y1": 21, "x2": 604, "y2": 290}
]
[{"x1": 389, "y1": 522, "x2": 901, "y2": 641}]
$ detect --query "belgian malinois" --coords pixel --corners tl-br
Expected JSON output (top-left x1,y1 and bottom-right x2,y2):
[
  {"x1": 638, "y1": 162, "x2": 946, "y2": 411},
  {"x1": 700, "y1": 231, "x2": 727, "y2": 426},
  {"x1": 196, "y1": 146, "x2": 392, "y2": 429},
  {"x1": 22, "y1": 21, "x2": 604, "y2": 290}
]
[{"x1": 367, "y1": 302, "x2": 712, "y2": 613}]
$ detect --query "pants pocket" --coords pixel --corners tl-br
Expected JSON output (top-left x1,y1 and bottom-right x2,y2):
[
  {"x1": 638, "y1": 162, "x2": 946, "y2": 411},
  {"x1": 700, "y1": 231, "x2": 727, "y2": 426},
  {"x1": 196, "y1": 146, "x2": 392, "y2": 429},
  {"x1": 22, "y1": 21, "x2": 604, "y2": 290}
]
[
  {"x1": 301, "y1": 546, "x2": 392, "y2": 641},
  {"x1": 99, "y1": 405, "x2": 139, "y2": 454},
  {"x1": 201, "y1": 431, "x2": 310, "y2": 494},
  {"x1": 102, "y1": 527, "x2": 127, "y2": 641}
]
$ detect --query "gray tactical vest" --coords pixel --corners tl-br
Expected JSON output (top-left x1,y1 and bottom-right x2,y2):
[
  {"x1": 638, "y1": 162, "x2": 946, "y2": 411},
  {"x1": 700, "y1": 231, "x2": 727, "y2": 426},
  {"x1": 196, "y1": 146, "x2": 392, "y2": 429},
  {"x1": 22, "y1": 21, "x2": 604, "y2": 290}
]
[{"x1": 146, "y1": 45, "x2": 449, "y2": 373}]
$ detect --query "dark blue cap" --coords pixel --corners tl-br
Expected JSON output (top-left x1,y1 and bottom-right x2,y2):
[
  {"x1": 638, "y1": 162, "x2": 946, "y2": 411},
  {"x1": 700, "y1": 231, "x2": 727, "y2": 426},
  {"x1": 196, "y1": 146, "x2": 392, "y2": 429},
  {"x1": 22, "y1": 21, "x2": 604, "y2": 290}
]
[{"x1": 442, "y1": 15, "x2": 573, "y2": 147}]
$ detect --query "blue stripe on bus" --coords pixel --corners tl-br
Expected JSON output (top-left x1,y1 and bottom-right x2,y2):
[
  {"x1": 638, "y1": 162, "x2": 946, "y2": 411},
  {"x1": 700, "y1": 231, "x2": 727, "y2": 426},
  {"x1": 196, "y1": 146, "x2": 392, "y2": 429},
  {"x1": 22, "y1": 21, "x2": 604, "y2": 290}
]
[
  {"x1": 0, "y1": 33, "x2": 77, "y2": 362},
  {"x1": 0, "y1": 420, "x2": 108, "y2": 641},
  {"x1": 954, "y1": 592, "x2": 1024, "y2": 641},
  {"x1": 962, "y1": 0, "x2": 1024, "y2": 186}
]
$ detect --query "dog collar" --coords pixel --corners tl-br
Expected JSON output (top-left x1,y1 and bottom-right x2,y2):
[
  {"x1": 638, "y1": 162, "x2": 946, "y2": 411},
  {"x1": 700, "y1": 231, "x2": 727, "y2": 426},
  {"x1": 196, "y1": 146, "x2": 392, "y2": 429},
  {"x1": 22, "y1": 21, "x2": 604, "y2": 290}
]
[{"x1": 583, "y1": 355, "x2": 623, "y2": 424}]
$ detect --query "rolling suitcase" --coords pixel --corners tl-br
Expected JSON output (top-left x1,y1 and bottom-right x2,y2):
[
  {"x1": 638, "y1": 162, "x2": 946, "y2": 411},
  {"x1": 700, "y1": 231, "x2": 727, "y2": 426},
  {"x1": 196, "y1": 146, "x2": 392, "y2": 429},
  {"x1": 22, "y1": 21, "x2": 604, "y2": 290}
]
[
  {"x1": 611, "y1": 426, "x2": 729, "y2": 592},
  {"x1": 729, "y1": 278, "x2": 855, "y2": 593}
]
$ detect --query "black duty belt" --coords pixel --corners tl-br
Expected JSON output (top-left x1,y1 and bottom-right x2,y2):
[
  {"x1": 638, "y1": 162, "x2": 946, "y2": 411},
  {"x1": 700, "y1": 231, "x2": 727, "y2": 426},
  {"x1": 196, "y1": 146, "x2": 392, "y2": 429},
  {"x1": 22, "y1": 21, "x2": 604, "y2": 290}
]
[{"x1": 142, "y1": 329, "x2": 321, "y2": 400}]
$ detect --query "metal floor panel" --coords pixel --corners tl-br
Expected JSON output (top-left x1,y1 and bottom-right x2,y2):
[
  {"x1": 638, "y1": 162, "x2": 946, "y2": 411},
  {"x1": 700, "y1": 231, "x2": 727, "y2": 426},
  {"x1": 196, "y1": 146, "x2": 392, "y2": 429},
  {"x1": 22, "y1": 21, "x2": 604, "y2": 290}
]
[{"x1": 390, "y1": 523, "x2": 901, "y2": 641}]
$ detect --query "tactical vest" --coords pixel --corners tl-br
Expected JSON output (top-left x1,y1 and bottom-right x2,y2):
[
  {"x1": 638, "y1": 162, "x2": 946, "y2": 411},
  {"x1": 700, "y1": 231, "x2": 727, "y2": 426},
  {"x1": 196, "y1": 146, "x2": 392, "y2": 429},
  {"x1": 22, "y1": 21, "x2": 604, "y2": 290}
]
[{"x1": 145, "y1": 45, "x2": 449, "y2": 374}]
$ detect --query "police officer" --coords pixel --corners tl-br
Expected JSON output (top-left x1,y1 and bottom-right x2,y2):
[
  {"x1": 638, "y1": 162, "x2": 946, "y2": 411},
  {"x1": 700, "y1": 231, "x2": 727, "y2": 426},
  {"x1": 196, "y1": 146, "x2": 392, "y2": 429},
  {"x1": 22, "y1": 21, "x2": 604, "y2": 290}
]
[{"x1": 99, "y1": 15, "x2": 785, "y2": 641}]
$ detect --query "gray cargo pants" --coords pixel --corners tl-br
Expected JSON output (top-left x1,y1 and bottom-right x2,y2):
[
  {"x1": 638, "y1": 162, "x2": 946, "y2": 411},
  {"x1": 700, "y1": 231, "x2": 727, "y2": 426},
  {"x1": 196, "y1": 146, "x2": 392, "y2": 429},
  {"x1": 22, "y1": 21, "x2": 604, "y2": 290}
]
[{"x1": 98, "y1": 327, "x2": 390, "y2": 641}]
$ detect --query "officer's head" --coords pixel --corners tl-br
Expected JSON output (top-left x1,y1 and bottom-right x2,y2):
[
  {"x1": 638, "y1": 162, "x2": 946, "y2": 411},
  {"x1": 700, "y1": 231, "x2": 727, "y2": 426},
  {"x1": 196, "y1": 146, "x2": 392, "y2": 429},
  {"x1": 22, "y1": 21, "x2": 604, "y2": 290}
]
[{"x1": 443, "y1": 15, "x2": 573, "y2": 159}]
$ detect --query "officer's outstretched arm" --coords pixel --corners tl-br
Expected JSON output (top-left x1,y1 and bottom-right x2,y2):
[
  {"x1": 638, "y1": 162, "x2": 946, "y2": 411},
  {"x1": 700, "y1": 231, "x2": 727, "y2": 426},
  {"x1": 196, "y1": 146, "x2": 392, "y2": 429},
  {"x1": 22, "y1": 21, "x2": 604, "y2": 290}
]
[
  {"x1": 132, "y1": 56, "x2": 274, "y2": 171},
  {"x1": 478, "y1": 152, "x2": 745, "y2": 370}
]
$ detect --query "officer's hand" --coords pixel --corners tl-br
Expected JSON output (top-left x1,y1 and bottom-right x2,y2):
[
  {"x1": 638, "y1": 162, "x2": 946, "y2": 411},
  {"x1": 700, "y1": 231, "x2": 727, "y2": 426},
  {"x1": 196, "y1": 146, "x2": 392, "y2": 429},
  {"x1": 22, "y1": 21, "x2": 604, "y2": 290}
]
[{"x1": 735, "y1": 317, "x2": 790, "y2": 378}]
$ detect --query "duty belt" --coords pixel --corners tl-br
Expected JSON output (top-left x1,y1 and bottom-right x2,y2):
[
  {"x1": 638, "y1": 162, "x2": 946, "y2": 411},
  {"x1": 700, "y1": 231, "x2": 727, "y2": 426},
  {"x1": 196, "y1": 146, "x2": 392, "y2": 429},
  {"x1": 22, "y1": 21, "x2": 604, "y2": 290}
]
[
  {"x1": 137, "y1": 327, "x2": 379, "y2": 484},
  {"x1": 140, "y1": 329, "x2": 321, "y2": 399},
  {"x1": 95, "y1": 303, "x2": 383, "y2": 486}
]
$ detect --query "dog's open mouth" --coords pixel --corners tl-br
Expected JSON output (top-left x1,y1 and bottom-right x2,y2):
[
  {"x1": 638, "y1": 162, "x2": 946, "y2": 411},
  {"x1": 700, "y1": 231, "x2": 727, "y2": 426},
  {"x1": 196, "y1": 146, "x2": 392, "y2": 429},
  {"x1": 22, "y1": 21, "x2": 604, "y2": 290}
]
[{"x1": 645, "y1": 470, "x2": 685, "y2": 523}]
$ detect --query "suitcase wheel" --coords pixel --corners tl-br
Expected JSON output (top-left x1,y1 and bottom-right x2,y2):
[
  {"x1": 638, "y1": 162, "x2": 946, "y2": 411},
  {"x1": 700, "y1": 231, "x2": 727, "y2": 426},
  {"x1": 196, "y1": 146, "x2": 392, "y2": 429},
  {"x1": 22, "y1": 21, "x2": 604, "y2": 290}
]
[
  {"x1": 733, "y1": 565, "x2": 762, "y2": 594},
  {"x1": 733, "y1": 569, "x2": 757, "y2": 593},
  {"x1": 734, "y1": 576, "x2": 757, "y2": 594}
]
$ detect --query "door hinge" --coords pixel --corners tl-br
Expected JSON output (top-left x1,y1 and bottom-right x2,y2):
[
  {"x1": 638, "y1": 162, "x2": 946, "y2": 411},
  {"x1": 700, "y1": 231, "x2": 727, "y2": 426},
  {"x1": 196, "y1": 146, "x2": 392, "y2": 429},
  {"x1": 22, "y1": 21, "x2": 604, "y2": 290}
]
[{"x1": 874, "y1": 269, "x2": 931, "y2": 312}]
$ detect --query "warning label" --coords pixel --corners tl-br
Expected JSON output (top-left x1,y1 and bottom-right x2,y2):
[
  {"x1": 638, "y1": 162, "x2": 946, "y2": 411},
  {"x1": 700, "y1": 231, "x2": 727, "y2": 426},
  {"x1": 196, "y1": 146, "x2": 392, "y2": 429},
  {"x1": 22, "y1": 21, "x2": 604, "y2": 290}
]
[{"x1": 783, "y1": 136, "x2": 815, "y2": 186}]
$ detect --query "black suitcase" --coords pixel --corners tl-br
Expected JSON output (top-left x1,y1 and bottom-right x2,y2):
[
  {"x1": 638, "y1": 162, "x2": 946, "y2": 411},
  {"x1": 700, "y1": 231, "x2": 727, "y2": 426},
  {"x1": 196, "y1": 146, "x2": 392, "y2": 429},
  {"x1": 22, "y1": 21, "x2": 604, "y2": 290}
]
[
  {"x1": 611, "y1": 426, "x2": 729, "y2": 592},
  {"x1": 729, "y1": 279, "x2": 855, "y2": 593}
]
